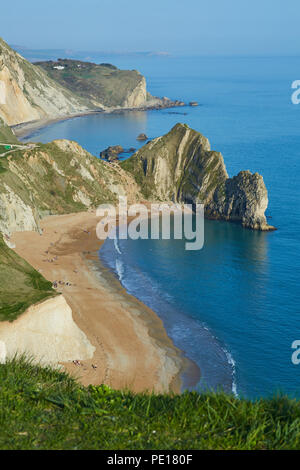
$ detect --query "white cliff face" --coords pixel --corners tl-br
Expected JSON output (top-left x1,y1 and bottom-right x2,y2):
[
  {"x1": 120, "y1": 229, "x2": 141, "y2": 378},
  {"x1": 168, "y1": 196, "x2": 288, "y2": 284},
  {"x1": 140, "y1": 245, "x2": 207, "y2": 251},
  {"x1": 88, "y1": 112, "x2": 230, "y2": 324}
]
[
  {"x1": 0, "y1": 38, "x2": 90, "y2": 126},
  {"x1": 0, "y1": 39, "x2": 155, "y2": 126},
  {"x1": 123, "y1": 76, "x2": 147, "y2": 108},
  {"x1": 0, "y1": 184, "x2": 39, "y2": 236},
  {"x1": 0, "y1": 295, "x2": 95, "y2": 365},
  {"x1": 0, "y1": 65, "x2": 41, "y2": 125}
]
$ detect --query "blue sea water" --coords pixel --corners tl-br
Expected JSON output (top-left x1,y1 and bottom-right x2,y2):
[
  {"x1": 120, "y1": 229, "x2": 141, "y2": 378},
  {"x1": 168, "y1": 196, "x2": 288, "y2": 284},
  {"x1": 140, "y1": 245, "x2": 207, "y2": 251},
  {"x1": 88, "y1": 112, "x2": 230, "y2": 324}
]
[{"x1": 22, "y1": 54, "x2": 300, "y2": 399}]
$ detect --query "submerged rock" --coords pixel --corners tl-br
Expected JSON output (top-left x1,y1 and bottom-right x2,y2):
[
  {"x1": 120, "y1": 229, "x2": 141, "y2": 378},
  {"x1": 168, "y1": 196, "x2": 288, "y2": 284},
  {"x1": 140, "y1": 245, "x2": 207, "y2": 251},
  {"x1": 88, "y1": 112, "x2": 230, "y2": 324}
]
[
  {"x1": 121, "y1": 123, "x2": 275, "y2": 231},
  {"x1": 100, "y1": 145, "x2": 137, "y2": 161},
  {"x1": 136, "y1": 133, "x2": 148, "y2": 141},
  {"x1": 100, "y1": 145, "x2": 124, "y2": 161}
]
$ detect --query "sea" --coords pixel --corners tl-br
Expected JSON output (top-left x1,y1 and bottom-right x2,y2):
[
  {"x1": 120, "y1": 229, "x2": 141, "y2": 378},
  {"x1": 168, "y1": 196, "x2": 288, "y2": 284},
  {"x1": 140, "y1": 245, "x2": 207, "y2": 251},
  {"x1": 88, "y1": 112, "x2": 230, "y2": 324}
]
[{"x1": 21, "y1": 53, "x2": 300, "y2": 399}]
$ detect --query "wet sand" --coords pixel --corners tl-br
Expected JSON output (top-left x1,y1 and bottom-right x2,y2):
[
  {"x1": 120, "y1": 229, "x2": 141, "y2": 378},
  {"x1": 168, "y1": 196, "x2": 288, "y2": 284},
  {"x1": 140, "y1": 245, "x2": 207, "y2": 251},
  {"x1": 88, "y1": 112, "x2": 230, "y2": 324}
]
[{"x1": 11, "y1": 211, "x2": 199, "y2": 393}]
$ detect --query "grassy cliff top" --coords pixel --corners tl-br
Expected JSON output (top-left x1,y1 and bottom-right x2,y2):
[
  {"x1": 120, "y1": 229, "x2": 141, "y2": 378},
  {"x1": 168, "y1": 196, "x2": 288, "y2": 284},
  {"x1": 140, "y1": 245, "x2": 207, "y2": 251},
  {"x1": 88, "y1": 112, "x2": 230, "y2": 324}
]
[
  {"x1": 35, "y1": 59, "x2": 145, "y2": 108},
  {"x1": 0, "y1": 235, "x2": 56, "y2": 321},
  {"x1": 0, "y1": 356, "x2": 299, "y2": 450}
]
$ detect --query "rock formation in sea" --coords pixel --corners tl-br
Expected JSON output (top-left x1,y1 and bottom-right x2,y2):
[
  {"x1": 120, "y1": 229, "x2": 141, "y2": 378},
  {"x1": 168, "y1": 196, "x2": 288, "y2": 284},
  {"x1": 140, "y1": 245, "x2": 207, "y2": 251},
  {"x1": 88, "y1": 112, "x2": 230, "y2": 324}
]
[
  {"x1": 0, "y1": 121, "x2": 274, "y2": 236},
  {"x1": 100, "y1": 145, "x2": 124, "y2": 161},
  {"x1": 121, "y1": 123, "x2": 274, "y2": 231},
  {"x1": 136, "y1": 133, "x2": 148, "y2": 141}
]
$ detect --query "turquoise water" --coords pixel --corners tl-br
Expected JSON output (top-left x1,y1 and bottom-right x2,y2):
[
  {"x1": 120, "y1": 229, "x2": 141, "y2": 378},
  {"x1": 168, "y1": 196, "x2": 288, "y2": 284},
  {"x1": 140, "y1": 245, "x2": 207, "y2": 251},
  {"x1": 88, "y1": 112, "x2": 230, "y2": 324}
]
[{"x1": 22, "y1": 55, "x2": 300, "y2": 399}]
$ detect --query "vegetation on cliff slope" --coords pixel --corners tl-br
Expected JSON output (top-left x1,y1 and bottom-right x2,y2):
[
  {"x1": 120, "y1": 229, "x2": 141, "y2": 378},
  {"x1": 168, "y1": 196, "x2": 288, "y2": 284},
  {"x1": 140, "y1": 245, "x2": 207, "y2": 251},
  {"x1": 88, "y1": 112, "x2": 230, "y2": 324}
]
[
  {"x1": 36, "y1": 59, "x2": 147, "y2": 108},
  {"x1": 0, "y1": 139, "x2": 141, "y2": 237},
  {"x1": 121, "y1": 122, "x2": 226, "y2": 201},
  {"x1": 0, "y1": 236, "x2": 55, "y2": 322},
  {"x1": 0, "y1": 138, "x2": 142, "y2": 320},
  {"x1": 0, "y1": 357, "x2": 299, "y2": 450},
  {"x1": 0, "y1": 117, "x2": 19, "y2": 144}
]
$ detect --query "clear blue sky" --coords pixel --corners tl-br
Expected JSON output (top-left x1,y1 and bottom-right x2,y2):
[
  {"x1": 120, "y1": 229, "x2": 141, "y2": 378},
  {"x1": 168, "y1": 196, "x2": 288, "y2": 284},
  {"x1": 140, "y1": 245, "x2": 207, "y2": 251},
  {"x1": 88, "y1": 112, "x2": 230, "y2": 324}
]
[{"x1": 1, "y1": 0, "x2": 299, "y2": 55}]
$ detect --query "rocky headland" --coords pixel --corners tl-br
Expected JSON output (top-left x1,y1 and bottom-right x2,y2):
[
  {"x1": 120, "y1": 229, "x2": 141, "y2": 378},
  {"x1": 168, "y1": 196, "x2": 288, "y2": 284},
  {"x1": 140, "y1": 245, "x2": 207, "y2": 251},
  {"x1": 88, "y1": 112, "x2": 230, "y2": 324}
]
[
  {"x1": 122, "y1": 123, "x2": 274, "y2": 231},
  {"x1": 0, "y1": 38, "x2": 187, "y2": 128}
]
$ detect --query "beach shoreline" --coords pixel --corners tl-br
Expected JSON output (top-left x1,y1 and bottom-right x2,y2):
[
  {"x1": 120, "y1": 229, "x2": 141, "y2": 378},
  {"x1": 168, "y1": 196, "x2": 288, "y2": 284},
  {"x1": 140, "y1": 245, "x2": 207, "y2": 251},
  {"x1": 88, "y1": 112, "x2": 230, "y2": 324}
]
[
  {"x1": 11, "y1": 211, "x2": 199, "y2": 394},
  {"x1": 12, "y1": 101, "x2": 187, "y2": 140}
]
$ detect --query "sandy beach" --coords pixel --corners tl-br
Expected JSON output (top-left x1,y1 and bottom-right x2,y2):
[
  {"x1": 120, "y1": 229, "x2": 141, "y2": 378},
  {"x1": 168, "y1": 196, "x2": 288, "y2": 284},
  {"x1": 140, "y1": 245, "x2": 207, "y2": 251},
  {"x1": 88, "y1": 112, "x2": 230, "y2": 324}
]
[{"x1": 11, "y1": 211, "x2": 197, "y2": 393}]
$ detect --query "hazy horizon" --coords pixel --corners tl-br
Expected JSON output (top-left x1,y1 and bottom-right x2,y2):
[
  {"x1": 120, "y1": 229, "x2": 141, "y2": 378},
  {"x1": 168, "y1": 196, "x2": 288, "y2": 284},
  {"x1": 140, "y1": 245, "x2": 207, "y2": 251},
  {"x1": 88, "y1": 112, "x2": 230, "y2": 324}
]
[{"x1": 2, "y1": 0, "x2": 300, "y2": 56}]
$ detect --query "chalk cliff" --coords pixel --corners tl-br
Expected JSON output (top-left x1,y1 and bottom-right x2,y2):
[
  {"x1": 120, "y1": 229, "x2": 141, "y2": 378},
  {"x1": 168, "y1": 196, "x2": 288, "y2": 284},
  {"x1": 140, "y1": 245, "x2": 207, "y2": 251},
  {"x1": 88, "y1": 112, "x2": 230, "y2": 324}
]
[
  {"x1": 0, "y1": 38, "x2": 91, "y2": 126},
  {"x1": 123, "y1": 76, "x2": 147, "y2": 108},
  {"x1": 0, "y1": 40, "x2": 164, "y2": 126},
  {"x1": 0, "y1": 295, "x2": 95, "y2": 365}
]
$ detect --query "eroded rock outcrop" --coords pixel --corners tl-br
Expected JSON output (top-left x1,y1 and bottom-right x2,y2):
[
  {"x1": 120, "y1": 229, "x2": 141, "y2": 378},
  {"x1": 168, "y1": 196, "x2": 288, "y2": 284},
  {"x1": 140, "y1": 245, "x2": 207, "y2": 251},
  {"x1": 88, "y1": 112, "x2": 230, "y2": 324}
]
[
  {"x1": 0, "y1": 184, "x2": 40, "y2": 237},
  {"x1": 206, "y1": 170, "x2": 271, "y2": 230},
  {"x1": 100, "y1": 145, "x2": 124, "y2": 161},
  {"x1": 122, "y1": 123, "x2": 274, "y2": 231},
  {"x1": 123, "y1": 75, "x2": 147, "y2": 108},
  {"x1": 0, "y1": 38, "x2": 90, "y2": 126}
]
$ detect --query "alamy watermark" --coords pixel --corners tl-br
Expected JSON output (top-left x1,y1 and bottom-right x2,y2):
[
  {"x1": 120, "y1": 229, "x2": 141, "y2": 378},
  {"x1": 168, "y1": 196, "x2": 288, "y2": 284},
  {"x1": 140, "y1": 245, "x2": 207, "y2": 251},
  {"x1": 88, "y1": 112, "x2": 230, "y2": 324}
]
[
  {"x1": 96, "y1": 196, "x2": 204, "y2": 251},
  {"x1": 291, "y1": 340, "x2": 300, "y2": 365},
  {"x1": 291, "y1": 80, "x2": 300, "y2": 104}
]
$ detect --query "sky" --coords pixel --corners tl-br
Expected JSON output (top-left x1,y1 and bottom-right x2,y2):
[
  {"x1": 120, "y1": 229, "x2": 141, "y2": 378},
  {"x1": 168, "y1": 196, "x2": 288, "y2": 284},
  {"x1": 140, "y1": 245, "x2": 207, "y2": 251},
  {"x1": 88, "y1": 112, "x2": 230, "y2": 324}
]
[{"x1": 1, "y1": 0, "x2": 300, "y2": 56}]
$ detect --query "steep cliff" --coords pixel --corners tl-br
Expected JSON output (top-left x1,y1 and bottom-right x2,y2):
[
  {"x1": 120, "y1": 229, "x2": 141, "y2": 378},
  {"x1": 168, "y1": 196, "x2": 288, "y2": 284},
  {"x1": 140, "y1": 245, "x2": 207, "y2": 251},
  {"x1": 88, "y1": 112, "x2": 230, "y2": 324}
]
[
  {"x1": 0, "y1": 139, "x2": 142, "y2": 324},
  {"x1": 0, "y1": 38, "x2": 91, "y2": 126},
  {"x1": 0, "y1": 138, "x2": 141, "y2": 237},
  {"x1": 123, "y1": 76, "x2": 147, "y2": 108},
  {"x1": 0, "y1": 233, "x2": 55, "y2": 321},
  {"x1": 0, "y1": 40, "x2": 159, "y2": 127},
  {"x1": 206, "y1": 170, "x2": 271, "y2": 230},
  {"x1": 36, "y1": 59, "x2": 149, "y2": 109},
  {"x1": 121, "y1": 123, "x2": 274, "y2": 230},
  {"x1": 0, "y1": 295, "x2": 95, "y2": 365}
]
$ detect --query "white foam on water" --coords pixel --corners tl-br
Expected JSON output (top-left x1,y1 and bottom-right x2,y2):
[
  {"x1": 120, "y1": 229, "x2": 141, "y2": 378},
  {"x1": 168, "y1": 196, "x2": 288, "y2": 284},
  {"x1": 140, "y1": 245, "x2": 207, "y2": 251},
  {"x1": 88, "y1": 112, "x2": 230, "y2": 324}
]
[
  {"x1": 100, "y1": 236, "x2": 237, "y2": 396},
  {"x1": 115, "y1": 258, "x2": 125, "y2": 282},
  {"x1": 114, "y1": 237, "x2": 122, "y2": 255},
  {"x1": 223, "y1": 347, "x2": 238, "y2": 397}
]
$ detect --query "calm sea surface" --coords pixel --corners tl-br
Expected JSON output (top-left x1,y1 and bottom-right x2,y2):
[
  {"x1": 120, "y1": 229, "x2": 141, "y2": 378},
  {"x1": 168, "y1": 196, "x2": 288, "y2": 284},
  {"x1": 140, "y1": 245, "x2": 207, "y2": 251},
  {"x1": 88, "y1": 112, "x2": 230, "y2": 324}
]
[{"x1": 22, "y1": 54, "x2": 300, "y2": 398}]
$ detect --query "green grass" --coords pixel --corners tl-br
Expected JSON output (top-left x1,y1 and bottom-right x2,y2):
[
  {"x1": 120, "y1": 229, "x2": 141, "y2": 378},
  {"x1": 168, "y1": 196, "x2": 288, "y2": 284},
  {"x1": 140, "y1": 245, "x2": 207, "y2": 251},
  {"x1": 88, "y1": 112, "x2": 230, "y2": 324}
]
[
  {"x1": 0, "y1": 118, "x2": 19, "y2": 145},
  {"x1": 35, "y1": 59, "x2": 144, "y2": 107},
  {"x1": 0, "y1": 356, "x2": 299, "y2": 450},
  {"x1": 0, "y1": 236, "x2": 56, "y2": 321}
]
